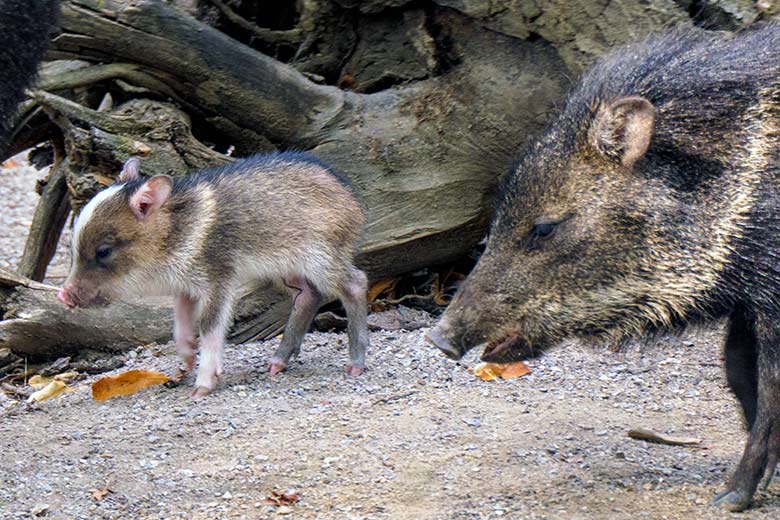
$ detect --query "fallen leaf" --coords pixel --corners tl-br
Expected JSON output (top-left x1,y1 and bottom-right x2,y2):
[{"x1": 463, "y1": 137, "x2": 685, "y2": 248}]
[
  {"x1": 29, "y1": 371, "x2": 78, "y2": 390},
  {"x1": 92, "y1": 487, "x2": 111, "y2": 501},
  {"x1": 368, "y1": 278, "x2": 398, "y2": 302},
  {"x1": 28, "y1": 374, "x2": 53, "y2": 390},
  {"x1": 54, "y1": 371, "x2": 79, "y2": 382},
  {"x1": 27, "y1": 380, "x2": 75, "y2": 403},
  {"x1": 93, "y1": 174, "x2": 115, "y2": 186},
  {"x1": 91, "y1": 370, "x2": 170, "y2": 401},
  {"x1": 263, "y1": 490, "x2": 300, "y2": 507},
  {"x1": 627, "y1": 427, "x2": 701, "y2": 446},
  {"x1": 2, "y1": 159, "x2": 19, "y2": 168},
  {"x1": 473, "y1": 361, "x2": 531, "y2": 382}
]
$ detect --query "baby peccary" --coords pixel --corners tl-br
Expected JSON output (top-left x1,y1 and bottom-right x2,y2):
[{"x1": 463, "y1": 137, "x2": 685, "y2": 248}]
[
  {"x1": 428, "y1": 25, "x2": 780, "y2": 511},
  {"x1": 58, "y1": 153, "x2": 369, "y2": 397}
]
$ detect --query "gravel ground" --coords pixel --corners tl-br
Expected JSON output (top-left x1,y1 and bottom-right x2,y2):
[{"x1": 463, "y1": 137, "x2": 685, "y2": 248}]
[
  {"x1": 0, "y1": 155, "x2": 71, "y2": 282},
  {"x1": 2, "y1": 161, "x2": 780, "y2": 519}
]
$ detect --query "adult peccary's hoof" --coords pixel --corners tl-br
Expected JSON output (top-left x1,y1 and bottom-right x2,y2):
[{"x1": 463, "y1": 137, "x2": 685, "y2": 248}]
[
  {"x1": 712, "y1": 489, "x2": 752, "y2": 512},
  {"x1": 268, "y1": 360, "x2": 287, "y2": 375}
]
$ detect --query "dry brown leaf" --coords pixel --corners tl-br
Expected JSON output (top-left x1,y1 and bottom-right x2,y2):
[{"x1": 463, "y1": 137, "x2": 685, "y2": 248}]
[
  {"x1": 1, "y1": 159, "x2": 18, "y2": 168},
  {"x1": 27, "y1": 380, "x2": 75, "y2": 403},
  {"x1": 92, "y1": 487, "x2": 111, "y2": 501},
  {"x1": 473, "y1": 361, "x2": 531, "y2": 382},
  {"x1": 263, "y1": 490, "x2": 300, "y2": 507},
  {"x1": 92, "y1": 370, "x2": 170, "y2": 401},
  {"x1": 368, "y1": 278, "x2": 398, "y2": 302}
]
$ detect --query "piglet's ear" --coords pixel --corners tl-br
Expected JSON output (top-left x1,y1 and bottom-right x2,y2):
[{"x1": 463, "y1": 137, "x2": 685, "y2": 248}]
[
  {"x1": 117, "y1": 158, "x2": 141, "y2": 183},
  {"x1": 129, "y1": 175, "x2": 173, "y2": 220},
  {"x1": 591, "y1": 96, "x2": 655, "y2": 168}
]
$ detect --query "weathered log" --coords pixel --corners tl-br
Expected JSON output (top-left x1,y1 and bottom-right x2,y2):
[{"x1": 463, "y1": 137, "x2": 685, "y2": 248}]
[
  {"x1": 41, "y1": 0, "x2": 567, "y2": 278},
  {"x1": 0, "y1": 268, "x2": 172, "y2": 359},
  {"x1": 17, "y1": 142, "x2": 71, "y2": 281},
  {"x1": 1, "y1": 0, "x2": 568, "y2": 353}
]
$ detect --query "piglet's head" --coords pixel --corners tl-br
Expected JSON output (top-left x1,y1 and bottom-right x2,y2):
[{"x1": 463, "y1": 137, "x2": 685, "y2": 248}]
[{"x1": 58, "y1": 158, "x2": 174, "y2": 309}]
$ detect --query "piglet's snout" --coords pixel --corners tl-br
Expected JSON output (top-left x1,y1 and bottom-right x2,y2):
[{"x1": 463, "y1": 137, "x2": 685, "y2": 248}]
[{"x1": 57, "y1": 287, "x2": 77, "y2": 308}]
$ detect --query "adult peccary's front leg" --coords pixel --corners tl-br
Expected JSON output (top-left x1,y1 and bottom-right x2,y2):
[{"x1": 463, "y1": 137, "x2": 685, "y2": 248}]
[
  {"x1": 268, "y1": 277, "x2": 322, "y2": 375},
  {"x1": 338, "y1": 267, "x2": 369, "y2": 376},
  {"x1": 724, "y1": 307, "x2": 759, "y2": 430},
  {"x1": 714, "y1": 312, "x2": 780, "y2": 511}
]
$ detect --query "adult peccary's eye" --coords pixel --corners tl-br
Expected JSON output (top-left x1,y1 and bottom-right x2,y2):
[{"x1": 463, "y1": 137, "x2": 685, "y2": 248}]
[{"x1": 531, "y1": 222, "x2": 556, "y2": 239}]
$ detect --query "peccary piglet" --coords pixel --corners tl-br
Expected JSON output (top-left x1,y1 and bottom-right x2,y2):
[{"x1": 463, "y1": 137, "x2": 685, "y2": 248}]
[
  {"x1": 428, "y1": 25, "x2": 780, "y2": 511},
  {"x1": 59, "y1": 153, "x2": 369, "y2": 397}
]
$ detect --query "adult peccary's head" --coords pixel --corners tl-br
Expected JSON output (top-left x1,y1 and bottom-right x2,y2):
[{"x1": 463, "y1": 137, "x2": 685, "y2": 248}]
[
  {"x1": 428, "y1": 25, "x2": 780, "y2": 362},
  {"x1": 58, "y1": 158, "x2": 175, "y2": 308}
]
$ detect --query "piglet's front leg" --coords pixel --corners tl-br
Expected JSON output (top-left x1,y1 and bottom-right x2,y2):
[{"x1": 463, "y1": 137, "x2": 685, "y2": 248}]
[
  {"x1": 174, "y1": 294, "x2": 200, "y2": 372},
  {"x1": 191, "y1": 290, "x2": 235, "y2": 398}
]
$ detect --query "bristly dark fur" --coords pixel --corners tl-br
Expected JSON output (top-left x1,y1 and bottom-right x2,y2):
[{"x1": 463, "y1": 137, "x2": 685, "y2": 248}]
[
  {"x1": 0, "y1": 0, "x2": 60, "y2": 151},
  {"x1": 497, "y1": 24, "x2": 780, "y2": 223}
]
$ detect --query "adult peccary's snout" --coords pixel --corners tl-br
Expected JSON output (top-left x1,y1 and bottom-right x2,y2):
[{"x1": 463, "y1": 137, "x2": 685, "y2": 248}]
[{"x1": 431, "y1": 25, "x2": 780, "y2": 512}]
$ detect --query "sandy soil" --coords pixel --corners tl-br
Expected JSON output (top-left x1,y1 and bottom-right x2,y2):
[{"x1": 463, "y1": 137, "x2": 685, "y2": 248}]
[{"x1": 2, "y1": 161, "x2": 779, "y2": 519}]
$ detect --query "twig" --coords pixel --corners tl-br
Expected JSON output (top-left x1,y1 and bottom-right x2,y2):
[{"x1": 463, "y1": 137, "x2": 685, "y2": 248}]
[
  {"x1": 208, "y1": 0, "x2": 302, "y2": 46},
  {"x1": 628, "y1": 427, "x2": 701, "y2": 446},
  {"x1": 372, "y1": 391, "x2": 417, "y2": 406},
  {"x1": 1, "y1": 382, "x2": 33, "y2": 399}
]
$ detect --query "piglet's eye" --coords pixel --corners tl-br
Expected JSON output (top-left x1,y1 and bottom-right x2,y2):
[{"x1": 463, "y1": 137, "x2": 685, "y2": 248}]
[
  {"x1": 531, "y1": 222, "x2": 556, "y2": 239},
  {"x1": 95, "y1": 245, "x2": 113, "y2": 262}
]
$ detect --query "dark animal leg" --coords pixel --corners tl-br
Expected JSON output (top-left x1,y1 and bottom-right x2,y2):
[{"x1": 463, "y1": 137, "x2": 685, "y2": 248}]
[
  {"x1": 268, "y1": 277, "x2": 321, "y2": 375},
  {"x1": 724, "y1": 306, "x2": 758, "y2": 430},
  {"x1": 714, "y1": 310, "x2": 780, "y2": 511},
  {"x1": 337, "y1": 267, "x2": 369, "y2": 376}
]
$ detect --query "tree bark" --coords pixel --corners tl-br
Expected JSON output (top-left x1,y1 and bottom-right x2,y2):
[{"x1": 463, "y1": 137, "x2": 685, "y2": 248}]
[
  {"x1": 17, "y1": 142, "x2": 71, "y2": 281},
  {"x1": 0, "y1": 268, "x2": 172, "y2": 359}
]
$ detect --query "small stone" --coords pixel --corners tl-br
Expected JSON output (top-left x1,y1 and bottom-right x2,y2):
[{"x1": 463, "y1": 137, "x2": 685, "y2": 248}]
[
  {"x1": 31, "y1": 503, "x2": 49, "y2": 516},
  {"x1": 221, "y1": 491, "x2": 233, "y2": 499},
  {"x1": 462, "y1": 417, "x2": 481, "y2": 427},
  {"x1": 277, "y1": 506, "x2": 294, "y2": 515}
]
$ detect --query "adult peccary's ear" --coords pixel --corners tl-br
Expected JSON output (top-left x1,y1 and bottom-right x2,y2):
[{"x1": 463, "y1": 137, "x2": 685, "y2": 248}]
[
  {"x1": 591, "y1": 96, "x2": 655, "y2": 168},
  {"x1": 129, "y1": 175, "x2": 173, "y2": 220},
  {"x1": 117, "y1": 157, "x2": 142, "y2": 183}
]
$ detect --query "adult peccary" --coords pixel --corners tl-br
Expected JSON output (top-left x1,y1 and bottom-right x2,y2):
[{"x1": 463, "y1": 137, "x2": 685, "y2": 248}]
[
  {"x1": 427, "y1": 25, "x2": 780, "y2": 511},
  {"x1": 0, "y1": 0, "x2": 60, "y2": 151},
  {"x1": 58, "y1": 153, "x2": 369, "y2": 397}
]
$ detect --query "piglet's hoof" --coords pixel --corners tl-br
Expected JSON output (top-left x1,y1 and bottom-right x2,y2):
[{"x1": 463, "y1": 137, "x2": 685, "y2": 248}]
[
  {"x1": 182, "y1": 356, "x2": 196, "y2": 372},
  {"x1": 268, "y1": 361, "x2": 287, "y2": 375},
  {"x1": 345, "y1": 364, "x2": 365, "y2": 376},
  {"x1": 190, "y1": 386, "x2": 212, "y2": 399},
  {"x1": 712, "y1": 488, "x2": 751, "y2": 512}
]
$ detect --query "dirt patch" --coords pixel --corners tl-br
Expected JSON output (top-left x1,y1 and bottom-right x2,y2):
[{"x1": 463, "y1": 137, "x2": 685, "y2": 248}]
[{"x1": 1, "y1": 328, "x2": 779, "y2": 519}]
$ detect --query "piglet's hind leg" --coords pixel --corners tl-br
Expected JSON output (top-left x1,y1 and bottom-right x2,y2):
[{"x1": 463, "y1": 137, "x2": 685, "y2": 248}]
[
  {"x1": 268, "y1": 278, "x2": 321, "y2": 375},
  {"x1": 339, "y1": 267, "x2": 369, "y2": 376}
]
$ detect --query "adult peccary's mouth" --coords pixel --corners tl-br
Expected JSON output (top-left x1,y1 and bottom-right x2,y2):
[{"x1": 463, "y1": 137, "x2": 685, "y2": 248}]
[{"x1": 480, "y1": 333, "x2": 539, "y2": 363}]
